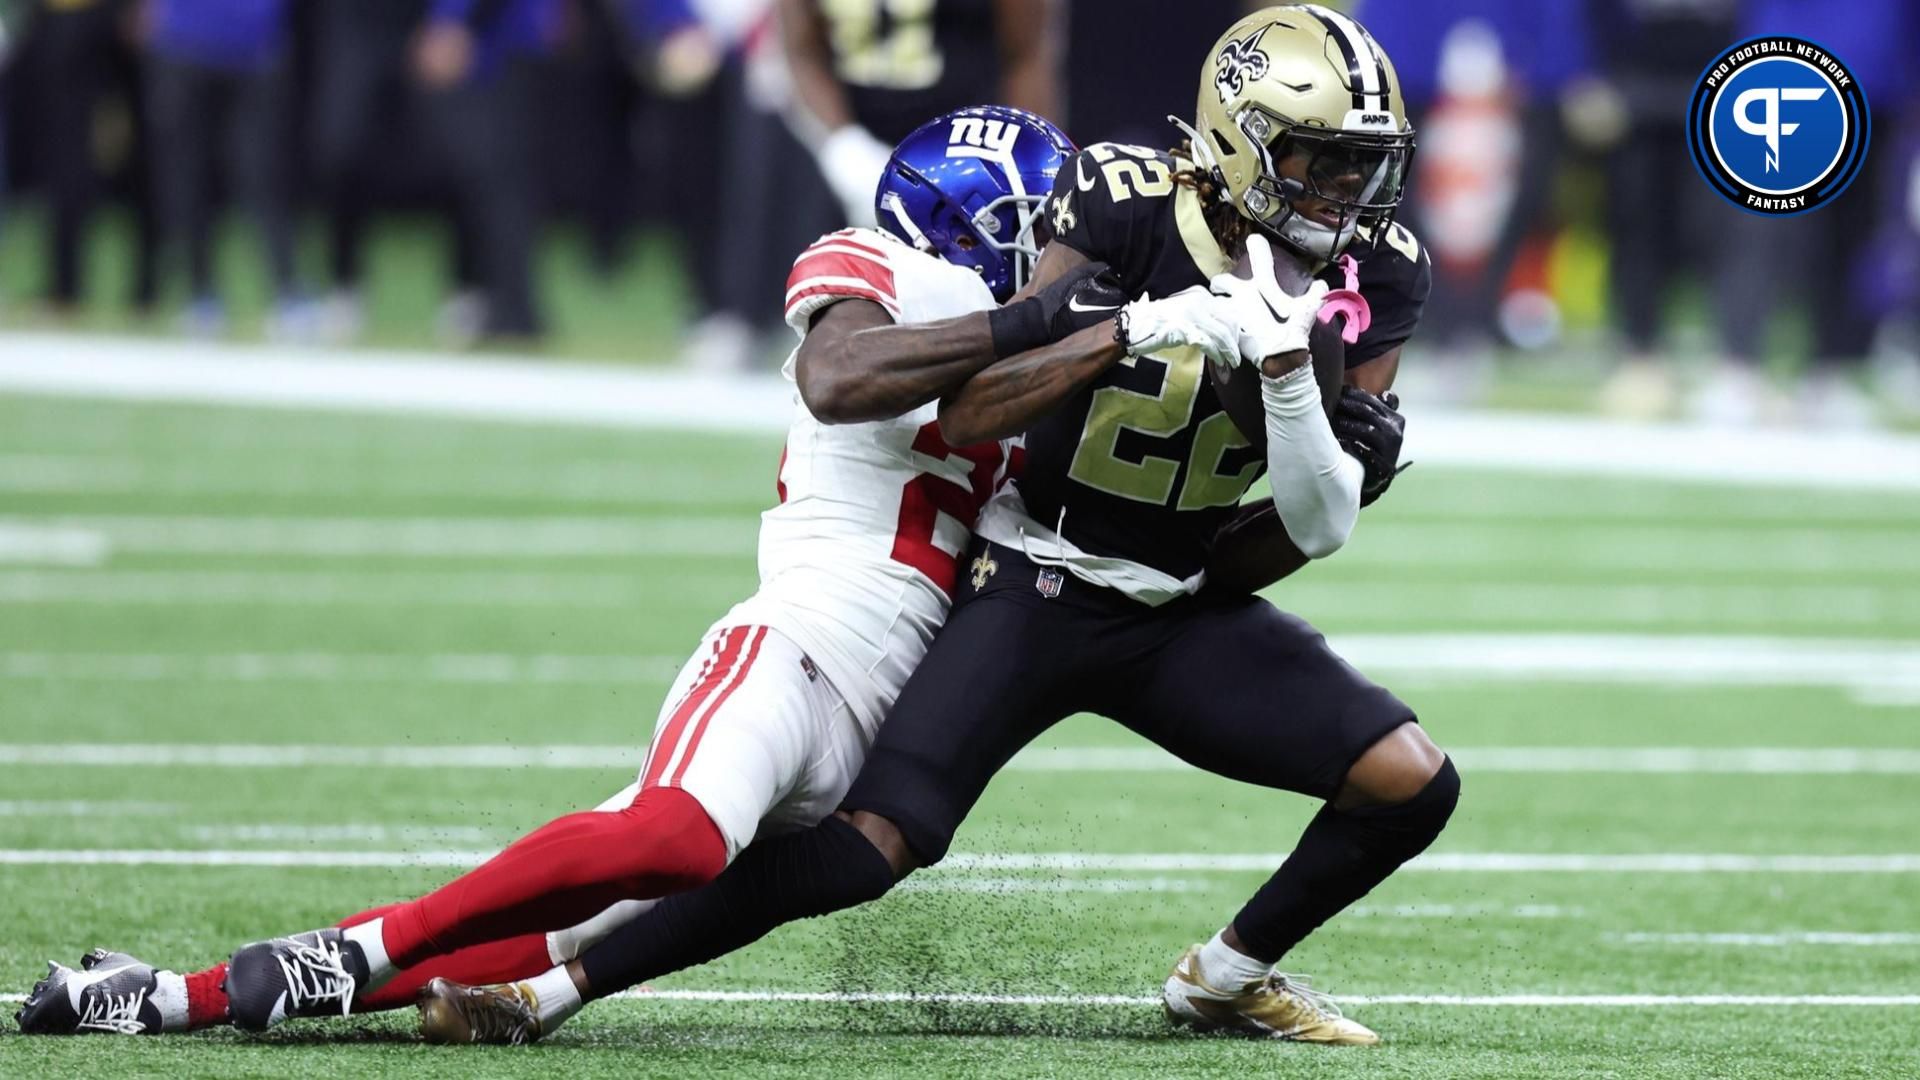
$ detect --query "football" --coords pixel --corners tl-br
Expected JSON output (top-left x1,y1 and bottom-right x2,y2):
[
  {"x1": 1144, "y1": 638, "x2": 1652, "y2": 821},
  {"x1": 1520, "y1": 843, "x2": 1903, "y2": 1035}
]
[{"x1": 1209, "y1": 244, "x2": 1346, "y2": 447}]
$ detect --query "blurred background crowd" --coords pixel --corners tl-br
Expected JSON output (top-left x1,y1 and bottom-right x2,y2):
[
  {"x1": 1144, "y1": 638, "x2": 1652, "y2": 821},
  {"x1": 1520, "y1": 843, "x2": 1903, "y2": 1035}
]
[{"x1": 0, "y1": 0, "x2": 1915, "y2": 426}]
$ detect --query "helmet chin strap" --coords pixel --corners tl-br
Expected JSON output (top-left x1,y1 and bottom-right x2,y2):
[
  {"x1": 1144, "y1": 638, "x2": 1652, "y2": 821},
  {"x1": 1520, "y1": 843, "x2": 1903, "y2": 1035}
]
[{"x1": 879, "y1": 192, "x2": 935, "y2": 252}]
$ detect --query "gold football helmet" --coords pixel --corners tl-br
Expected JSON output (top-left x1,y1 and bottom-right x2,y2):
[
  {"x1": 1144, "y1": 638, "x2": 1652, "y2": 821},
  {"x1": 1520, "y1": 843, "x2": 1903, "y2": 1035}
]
[{"x1": 1179, "y1": 5, "x2": 1415, "y2": 262}]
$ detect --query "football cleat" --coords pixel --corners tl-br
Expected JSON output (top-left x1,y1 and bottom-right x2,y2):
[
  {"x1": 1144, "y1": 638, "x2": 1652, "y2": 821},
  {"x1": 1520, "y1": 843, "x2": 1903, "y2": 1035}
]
[
  {"x1": 1162, "y1": 944, "x2": 1379, "y2": 1045},
  {"x1": 15, "y1": 949, "x2": 165, "y2": 1035},
  {"x1": 417, "y1": 977, "x2": 543, "y2": 1045},
  {"x1": 224, "y1": 928, "x2": 368, "y2": 1032}
]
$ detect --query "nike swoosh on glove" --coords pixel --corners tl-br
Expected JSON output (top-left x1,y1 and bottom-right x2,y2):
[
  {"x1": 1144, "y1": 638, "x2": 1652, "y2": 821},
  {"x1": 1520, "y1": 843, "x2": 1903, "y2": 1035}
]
[{"x1": 1208, "y1": 233, "x2": 1330, "y2": 367}]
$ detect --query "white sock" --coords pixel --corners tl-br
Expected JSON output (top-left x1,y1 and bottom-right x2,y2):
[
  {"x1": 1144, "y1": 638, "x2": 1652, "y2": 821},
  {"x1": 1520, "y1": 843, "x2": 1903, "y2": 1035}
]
[
  {"x1": 522, "y1": 965, "x2": 584, "y2": 1031},
  {"x1": 149, "y1": 970, "x2": 190, "y2": 1033},
  {"x1": 1196, "y1": 930, "x2": 1271, "y2": 990},
  {"x1": 340, "y1": 919, "x2": 396, "y2": 989}
]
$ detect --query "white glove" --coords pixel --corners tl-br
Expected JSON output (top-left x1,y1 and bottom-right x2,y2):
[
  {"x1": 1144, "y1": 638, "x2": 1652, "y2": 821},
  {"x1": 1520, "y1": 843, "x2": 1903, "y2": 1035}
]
[
  {"x1": 1118, "y1": 287, "x2": 1241, "y2": 369},
  {"x1": 1208, "y1": 233, "x2": 1331, "y2": 368},
  {"x1": 818, "y1": 125, "x2": 894, "y2": 228}
]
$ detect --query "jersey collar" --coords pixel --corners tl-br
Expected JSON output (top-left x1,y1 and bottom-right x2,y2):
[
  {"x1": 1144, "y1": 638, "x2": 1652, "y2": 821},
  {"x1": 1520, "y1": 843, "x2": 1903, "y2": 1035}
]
[{"x1": 1174, "y1": 182, "x2": 1234, "y2": 278}]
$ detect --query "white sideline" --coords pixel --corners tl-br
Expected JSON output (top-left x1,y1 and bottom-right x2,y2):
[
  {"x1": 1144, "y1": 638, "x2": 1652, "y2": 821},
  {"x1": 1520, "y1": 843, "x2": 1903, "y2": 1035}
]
[
  {"x1": 8, "y1": 742, "x2": 1920, "y2": 775},
  {"x1": 7, "y1": 331, "x2": 1920, "y2": 490},
  {"x1": 2, "y1": 988, "x2": 1917, "y2": 1008},
  {"x1": 4, "y1": 850, "x2": 1920, "y2": 873}
]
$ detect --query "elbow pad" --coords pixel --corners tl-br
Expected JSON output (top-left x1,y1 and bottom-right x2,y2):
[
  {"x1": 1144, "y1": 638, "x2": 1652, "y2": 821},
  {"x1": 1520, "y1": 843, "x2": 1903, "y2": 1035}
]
[{"x1": 1260, "y1": 364, "x2": 1362, "y2": 559}]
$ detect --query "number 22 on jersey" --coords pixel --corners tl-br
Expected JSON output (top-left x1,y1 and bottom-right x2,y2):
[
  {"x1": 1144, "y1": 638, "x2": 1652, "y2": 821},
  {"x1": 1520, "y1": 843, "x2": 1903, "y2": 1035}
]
[{"x1": 1068, "y1": 346, "x2": 1259, "y2": 512}]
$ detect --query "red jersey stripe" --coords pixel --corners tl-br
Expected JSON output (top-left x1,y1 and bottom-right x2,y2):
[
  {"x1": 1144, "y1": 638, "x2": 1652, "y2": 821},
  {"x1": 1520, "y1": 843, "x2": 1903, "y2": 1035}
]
[
  {"x1": 789, "y1": 250, "x2": 896, "y2": 299},
  {"x1": 784, "y1": 282, "x2": 899, "y2": 319}
]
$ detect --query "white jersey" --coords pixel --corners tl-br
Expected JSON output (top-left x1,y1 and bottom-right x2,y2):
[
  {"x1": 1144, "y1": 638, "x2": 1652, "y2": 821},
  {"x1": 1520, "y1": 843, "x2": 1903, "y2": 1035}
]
[{"x1": 724, "y1": 228, "x2": 1008, "y2": 736}]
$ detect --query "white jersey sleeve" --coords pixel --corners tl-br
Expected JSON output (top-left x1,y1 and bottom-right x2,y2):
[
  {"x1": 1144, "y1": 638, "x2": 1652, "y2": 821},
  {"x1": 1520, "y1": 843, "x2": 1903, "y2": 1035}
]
[{"x1": 734, "y1": 229, "x2": 1006, "y2": 735}]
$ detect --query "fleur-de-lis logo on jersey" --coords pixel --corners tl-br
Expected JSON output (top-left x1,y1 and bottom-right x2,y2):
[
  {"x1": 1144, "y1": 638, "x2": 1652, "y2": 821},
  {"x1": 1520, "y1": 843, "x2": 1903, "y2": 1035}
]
[
  {"x1": 969, "y1": 552, "x2": 999, "y2": 590},
  {"x1": 1050, "y1": 195, "x2": 1077, "y2": 236},
  {"x1": 1214, "y1": 24, "x2": 1273, "y2": 104}
]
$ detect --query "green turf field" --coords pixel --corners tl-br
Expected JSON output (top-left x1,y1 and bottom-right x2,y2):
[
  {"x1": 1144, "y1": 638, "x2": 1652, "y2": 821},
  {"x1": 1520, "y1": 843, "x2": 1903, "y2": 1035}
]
[{"x1": 2, "y1": 392, "x2": 1918, "y2": 1078}]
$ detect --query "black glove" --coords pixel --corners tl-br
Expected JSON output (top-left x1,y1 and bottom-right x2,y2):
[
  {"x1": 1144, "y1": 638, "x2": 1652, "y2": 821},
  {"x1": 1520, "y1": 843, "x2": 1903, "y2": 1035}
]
[
  {"x1": 986, "y1": 260, "x2": 1117, "y2": 358},
  {"x1": 1333, "y1": 387, "x2": 1410, "y2": 506}
]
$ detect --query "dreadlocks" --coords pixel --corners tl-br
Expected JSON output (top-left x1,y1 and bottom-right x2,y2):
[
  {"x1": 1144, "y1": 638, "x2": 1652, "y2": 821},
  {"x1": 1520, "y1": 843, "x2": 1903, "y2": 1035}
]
[{"x1": 1170, "y1": 140, "x2": 1255, "y2": 258}]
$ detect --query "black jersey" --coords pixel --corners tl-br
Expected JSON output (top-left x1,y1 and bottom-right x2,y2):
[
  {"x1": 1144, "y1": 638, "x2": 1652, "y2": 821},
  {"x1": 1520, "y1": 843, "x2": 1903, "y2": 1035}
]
[
  {"x1": 817, "y1": 0, "x2": 1001, "y2": 144},
  {"x1": 1011, "y1": 143, "x2": 1431, "y2": 589}
]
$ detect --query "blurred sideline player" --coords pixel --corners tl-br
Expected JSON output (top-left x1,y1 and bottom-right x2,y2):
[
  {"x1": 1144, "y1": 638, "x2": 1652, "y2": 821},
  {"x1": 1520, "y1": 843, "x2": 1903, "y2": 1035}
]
[
  {"x1": 15, "y1": 105, "x2": 1250, "y2": 1038},
  {"x1": 787, "y1": 0, "x2": 1061, "y2": 227},
  {"x1": 424, "y1": 4, "x2": 1451, "y2": 1049}
]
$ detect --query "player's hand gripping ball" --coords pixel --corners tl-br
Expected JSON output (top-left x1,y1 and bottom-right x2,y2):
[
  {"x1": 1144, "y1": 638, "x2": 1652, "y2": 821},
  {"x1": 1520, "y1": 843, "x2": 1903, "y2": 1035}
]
[{"x1": 1209, "y1": 236, "x2": 1345, "y2": 443}]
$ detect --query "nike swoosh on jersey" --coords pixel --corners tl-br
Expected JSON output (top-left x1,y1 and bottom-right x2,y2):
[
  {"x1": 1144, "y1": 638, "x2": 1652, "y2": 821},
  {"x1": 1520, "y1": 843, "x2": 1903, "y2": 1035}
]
[
  {"x1": 1067, "y1": 297, "x2": 1119, "y2": 313},
  {"x1": 1077, "y1": 158, "x2": 1097, "y2": 192}
]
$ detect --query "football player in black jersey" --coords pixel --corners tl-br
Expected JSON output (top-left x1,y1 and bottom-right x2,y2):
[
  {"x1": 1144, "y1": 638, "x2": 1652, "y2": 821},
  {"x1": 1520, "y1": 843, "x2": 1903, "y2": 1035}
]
[
  {"x1": 422, "y1": 4, "x2": 1455, "y2": 1048},
  {"x1": 788, "y1": 0, "x2": 1061, "y2": 225}
]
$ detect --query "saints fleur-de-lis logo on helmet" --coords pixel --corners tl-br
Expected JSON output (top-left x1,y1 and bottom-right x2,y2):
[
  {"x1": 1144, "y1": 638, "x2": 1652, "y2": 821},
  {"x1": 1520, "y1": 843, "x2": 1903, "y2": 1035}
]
[{"x1": 1213, "y1": 23, "x2": 1273, "y2": 103}]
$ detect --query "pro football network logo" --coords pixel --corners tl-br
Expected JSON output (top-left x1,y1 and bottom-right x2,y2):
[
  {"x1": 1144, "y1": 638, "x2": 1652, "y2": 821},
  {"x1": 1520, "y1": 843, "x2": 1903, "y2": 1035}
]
[{"x1": 1686, "y1": 36, "x2": 1870, "y2": 216}]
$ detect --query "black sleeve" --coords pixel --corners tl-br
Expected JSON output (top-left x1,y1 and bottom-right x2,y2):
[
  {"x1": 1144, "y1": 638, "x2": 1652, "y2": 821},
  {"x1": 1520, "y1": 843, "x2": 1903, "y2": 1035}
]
[
  {"x1": 1040, "y1": 144, "x2": 1169, "y2": 294},
  {"x1": 1345, "y1": 221, "x2": 1432, "y2": 367}
]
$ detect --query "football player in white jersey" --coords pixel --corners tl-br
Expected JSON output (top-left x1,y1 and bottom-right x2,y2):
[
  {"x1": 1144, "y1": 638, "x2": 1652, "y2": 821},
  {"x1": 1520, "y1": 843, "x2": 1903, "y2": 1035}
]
[{"x1": 17, "y1": 105, "x2": 1252, "y2": 1038}]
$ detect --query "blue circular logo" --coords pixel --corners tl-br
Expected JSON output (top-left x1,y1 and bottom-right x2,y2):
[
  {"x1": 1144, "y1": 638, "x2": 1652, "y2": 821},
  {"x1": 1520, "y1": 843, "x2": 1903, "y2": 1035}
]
[{"x1": 1687, "y1": 37, "x2": 1870, "y2": 215}]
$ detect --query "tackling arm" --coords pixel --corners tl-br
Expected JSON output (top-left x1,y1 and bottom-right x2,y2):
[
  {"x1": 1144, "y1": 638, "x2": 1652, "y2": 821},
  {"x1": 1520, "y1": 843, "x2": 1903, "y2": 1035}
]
[
  {"x1": 794, "y1": 300, "x2": 1003, "y2": 425},
  {"x1": 794, "y1": 254, "x2": 1122, "y2": 425},
  {"x1": 937, "y1": 322, "x2": 1125, "y2": 446}
]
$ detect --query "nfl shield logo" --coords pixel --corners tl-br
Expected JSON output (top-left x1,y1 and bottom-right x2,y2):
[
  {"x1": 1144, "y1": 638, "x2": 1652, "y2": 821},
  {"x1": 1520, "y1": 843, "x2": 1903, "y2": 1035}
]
[{"x1": 1035, "y1": 567, "x2": 1065, "y2": 599}]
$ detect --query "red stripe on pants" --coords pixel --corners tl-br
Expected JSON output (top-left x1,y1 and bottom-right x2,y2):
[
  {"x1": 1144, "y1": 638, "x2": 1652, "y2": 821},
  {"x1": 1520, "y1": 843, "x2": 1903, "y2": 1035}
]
[{"x1": 667, "y1": 626, "x2": 769, "y2": 788}]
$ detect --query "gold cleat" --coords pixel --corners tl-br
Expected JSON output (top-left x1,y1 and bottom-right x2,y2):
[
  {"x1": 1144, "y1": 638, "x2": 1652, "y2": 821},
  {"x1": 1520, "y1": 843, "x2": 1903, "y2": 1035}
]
[
  {"x1": 417, "y1": 977, "x2": 543, "y2": 1046},
  {"x1": 1161, "y1": 945, "x2": 1379, "y2": 1045}
]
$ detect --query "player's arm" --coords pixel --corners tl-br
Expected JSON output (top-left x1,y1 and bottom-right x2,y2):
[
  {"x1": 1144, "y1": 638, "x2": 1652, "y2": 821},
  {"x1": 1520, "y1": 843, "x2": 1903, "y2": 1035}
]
[
  {"x1": 1345, "y1": 345, "x2": 1400, "y2": 395},
  {"x1": 992, "y1": 0, "x2": 1061, "y2": 122},
  {"x1": 779, "y1": 0, "x2": 854, "y2": 132},
  {"x1": 794, "y1": 300, "x2": 999, "y2": 424},
  {"x1": 795, "y1": 258, "x2": 1116, "y2": 424},
  {"x1": 940, "y1": 274, "x2": 1247, "y2": 445},
  {"x1": 936, "y1": 322, "x2": 1122, "y2": 446}
]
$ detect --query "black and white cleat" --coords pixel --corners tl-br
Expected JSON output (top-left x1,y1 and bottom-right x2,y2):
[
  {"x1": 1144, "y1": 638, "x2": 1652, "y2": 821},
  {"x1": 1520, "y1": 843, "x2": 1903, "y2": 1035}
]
[
  {"x1": 15, "y1": 949, "x2": 165, "y2": 1035},
  {"x1": 225, "y1": 928, "x2": 369, "y2": 1032}
]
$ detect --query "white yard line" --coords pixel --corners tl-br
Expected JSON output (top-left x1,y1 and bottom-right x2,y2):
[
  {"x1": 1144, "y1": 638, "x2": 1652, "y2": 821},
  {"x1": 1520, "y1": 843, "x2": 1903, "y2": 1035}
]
[
  {"x1": 0, "y1": 525, "x2": 109, "y2": 566},
  {"x1": 0, "y1": 516, "x2": 755, "y2": 559},
  {"x1": 0, "y1": 570, "x2": 679, "y2": 607},
  {"x1": 3, "y1": 988, "x2": 1912, "y2": 1007},
  {"x1": 9, "y1": 742, "x2": 1920, "y2": 775},
  {"x1": 5, "y1": 634, "x2": 1920, "y2": 695},
  {"x1": 602, "y1": 990, "x2": 1920, "y2": 1008},
  {"x1": 3, "y1": 850, "x2": 1918, "y2": 873},
  {"x1": 0, "y1": 454, "x2": 752, "y2": 506},
  {"x1": 7, "y1": 332, "x2": 1920, "y2": 490},
  {"x1": 9, "y1": 573, "x2": 1920, "y2": 630},
  {"x1": 0, "y1": 800, "x2": 178, "y2": 817},
  {"x1": 1612, "y1": 932, "x2": 1920, "y2": 947},
  {"x1": 0, "y1": 653, "x2": 683, "y2": 685}
]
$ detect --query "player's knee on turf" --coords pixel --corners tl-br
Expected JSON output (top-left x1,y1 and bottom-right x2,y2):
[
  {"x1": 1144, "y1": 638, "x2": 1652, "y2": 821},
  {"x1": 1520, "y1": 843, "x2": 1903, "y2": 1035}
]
[
  {"x1": 836, "y1": 809, "x2": 921, "y2": 879},
  {"x1": 1336, "y1": 721, "x2": 1449, "y2": 809}
]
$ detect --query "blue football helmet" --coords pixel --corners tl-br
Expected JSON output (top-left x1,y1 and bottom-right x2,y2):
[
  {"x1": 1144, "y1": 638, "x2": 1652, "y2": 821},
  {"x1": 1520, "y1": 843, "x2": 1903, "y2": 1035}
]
[{"x1": 874, "y1": 106, "x2": 1075, "y2": 302}]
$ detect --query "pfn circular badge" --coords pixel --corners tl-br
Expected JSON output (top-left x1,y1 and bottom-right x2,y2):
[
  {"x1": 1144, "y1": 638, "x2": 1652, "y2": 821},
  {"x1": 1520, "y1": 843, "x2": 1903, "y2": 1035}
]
[{"x1": 1687, "y1": 36, "x2": 1870, "y2": 216}]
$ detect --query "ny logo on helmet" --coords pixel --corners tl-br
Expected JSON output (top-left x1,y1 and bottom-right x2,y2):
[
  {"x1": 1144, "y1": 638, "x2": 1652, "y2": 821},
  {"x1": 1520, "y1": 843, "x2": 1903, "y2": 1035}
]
[
  {"x1": 950, "y1": 117, "x2": 1021, "y2": 157},
  {"x1": 1214, "y1": 24, "x2": 1273, "y2": 103}
]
